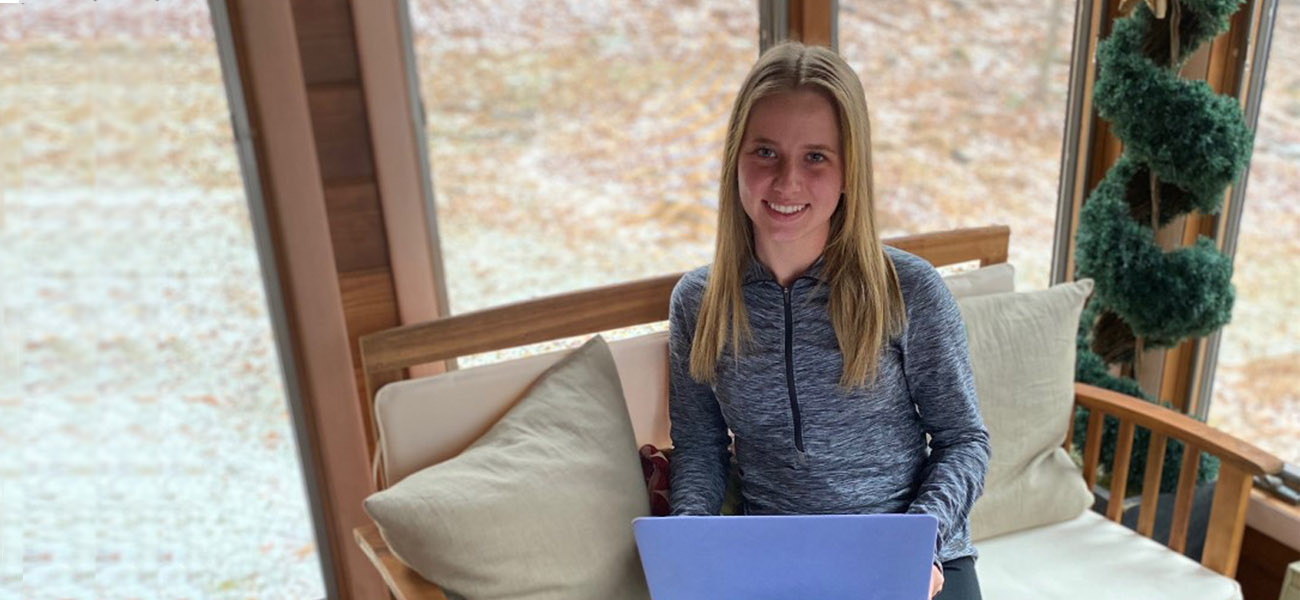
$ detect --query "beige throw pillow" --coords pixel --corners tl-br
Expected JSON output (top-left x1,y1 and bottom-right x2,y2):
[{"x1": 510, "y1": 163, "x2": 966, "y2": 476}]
[
  {"x1": 363, "y1": 335, "x2": 652, "y2": 600},
  {"x1": 961, "y1": 279, "x2": 1096, "y2": 542},
  {"x1": 943, "y1": 262, "x2": 1016, "y2": 299}
]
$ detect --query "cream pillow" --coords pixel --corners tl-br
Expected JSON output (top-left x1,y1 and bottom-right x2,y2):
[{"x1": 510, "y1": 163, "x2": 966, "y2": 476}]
[
  {"x1": 363, "y1": 335, "x2": 651, "y2": 600},
  {"x1": 943, "y1": 262, "x2": 1016, "y2": 299},
  {"x1": 961, "y1": 279, "x2": 1096, "y2": 542}
]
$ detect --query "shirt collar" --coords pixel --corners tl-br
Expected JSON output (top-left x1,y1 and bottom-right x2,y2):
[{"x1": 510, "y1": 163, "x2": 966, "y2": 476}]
[{"x1": 742, "y1": 252, "x2": 829, "y2": 286}]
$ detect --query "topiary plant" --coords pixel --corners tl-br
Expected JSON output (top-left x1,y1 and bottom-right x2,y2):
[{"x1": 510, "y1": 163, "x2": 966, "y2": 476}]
[{"x1": 1073, "y1": 0, "x2": 1254, "y2": 495}]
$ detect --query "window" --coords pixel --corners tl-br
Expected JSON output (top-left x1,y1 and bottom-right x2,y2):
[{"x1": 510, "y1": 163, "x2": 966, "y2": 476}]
[
  {"x1": 840, "y1": 0, "x2": 1078, "y2": 290},
  {"x1": 1207, "y1": 0, "x2": 1300, "y2": 465},
  {"x1": 408, "y1": 1, "x2": 757, "y2": 318},
  {"x1": 0, "y1": 3, "x2": 325, "y2": 597}
]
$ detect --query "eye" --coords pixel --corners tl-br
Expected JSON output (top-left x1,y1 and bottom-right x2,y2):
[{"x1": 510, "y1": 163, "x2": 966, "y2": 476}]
[
  {"x1": 754, "y1": 147, "x2": 777, "y2": 159},
  {"x1": 806, "y1": 152, "x2": 828, "y2": 163}
]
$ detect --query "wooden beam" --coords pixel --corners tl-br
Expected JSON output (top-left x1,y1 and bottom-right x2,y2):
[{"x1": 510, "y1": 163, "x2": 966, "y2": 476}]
[
  {"x1": 1165, "y1": 0, "x2": 1258, "y2": 415},
  {"x1": 1061, "y1": 0, "x2": 1112, "y2": 283},
  {"x1": 787, "y1": 0, "x2": 834, "y2": 48},
  {"x1": 349, "y1": 0, "x2": 449, "y2": 360},
  {"x1": 223, "y1": 1, "x2": 383, "y2": 597}
]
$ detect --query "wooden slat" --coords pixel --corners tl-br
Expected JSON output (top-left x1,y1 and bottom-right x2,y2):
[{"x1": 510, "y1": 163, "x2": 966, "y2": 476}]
[
  {"x1": 358, "y1": 226, "x2": 1012, "y2": 375},
  {"x1": 1106, "y1": 420, "x2": 1136, "y2": 522},
  {"x1": 1074, "y1": 383, "x2": 1283, "y2": 477},
  {"x1": 306, "y1": 85, "x2": 376, "y2": 182},
  {"x1": 354, "y1": 524, "x2": 449, "y2": 600},
  {"x1": 291, "y1": 0, "x2": 361, "y2": 86},
  {"x1": 1137, "y1": 431, "x2": 1168, "y2": 537},
  {"x1": 1168, "y1": 444, "x2": 1202, "y2": 553},
  {"x1": 1202, "y1": 464, "x2": 1254, "y2": 576},
  {"x1": 324, "y1": 181, "x2": 390, "y2": 272},
  {"x1": 341, "y1": 268, "x2": 402, "y2": 342},
  {"x1": 1083, "y1": 409, "x2": 1104, "y2": 491}
]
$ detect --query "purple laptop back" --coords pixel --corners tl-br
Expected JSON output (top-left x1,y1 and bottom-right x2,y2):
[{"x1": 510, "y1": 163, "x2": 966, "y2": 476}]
[{"x1": 633, "y1": 514, "x2": 938, "y2": 600}]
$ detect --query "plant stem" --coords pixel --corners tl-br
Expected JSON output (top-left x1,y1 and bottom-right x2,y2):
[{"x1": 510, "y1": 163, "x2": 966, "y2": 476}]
[
  {"x1": 1134, "y1": 336, "x2": 1145, "y2": 384},
  {"x1": 1150, "y1": 170, "x2": 1161, "y2": 230},
  {"x1": 1170, "y1": 1, "x2": 1181, "y2": 67}
]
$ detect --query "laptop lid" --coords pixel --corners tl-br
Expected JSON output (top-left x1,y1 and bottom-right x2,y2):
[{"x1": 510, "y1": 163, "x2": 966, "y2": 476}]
[{"x1": 633, "y1": 514, "x2": 938, "y2": 600}]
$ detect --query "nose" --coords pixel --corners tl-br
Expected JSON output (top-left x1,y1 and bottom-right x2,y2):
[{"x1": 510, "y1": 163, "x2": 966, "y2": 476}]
[{"x1": 772, "y1": 159, "x2": 802, "y2": 198}]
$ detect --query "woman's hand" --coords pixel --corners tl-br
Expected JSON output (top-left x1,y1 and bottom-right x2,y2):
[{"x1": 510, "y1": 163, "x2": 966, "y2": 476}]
[{"x1": 928, "y1": 564, "x2": 944, "y2": 598}]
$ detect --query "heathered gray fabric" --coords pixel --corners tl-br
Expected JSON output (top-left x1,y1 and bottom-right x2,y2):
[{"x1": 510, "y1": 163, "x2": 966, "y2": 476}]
[{"x1": 667, "y1": 246, "x2": 991, "y2": 564}]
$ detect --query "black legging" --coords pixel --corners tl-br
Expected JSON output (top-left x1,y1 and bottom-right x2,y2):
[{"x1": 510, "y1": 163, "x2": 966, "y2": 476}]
[{"x1": 934, "y1": 556, "x2": 982, "y2": 600}]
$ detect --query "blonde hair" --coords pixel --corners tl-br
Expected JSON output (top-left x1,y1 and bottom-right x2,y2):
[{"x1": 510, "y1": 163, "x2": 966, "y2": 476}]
[{"x1": 689, "y1": 42, "x2": 906, "y2": 391}]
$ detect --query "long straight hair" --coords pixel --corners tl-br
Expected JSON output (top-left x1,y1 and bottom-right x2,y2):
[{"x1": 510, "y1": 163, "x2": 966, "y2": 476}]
[{"x1": 688, "y1": 42, "x2": 906, "y2": 391}]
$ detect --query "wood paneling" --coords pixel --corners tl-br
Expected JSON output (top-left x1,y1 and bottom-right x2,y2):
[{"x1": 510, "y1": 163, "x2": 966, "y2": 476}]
[
  {"x1": 787, "y1": 0, "x2": 834, "y2": 48},
  {"x1": 341, "y1": 268, "x2": 402, "y2": 359},
  {"x1": 292, "y1": 0, "x2": 361, "y2": 86},
  {"x1": 306, "y1": 85, "x2": 376, "y2": 182},
  {"x1": 324, "y1": 181, "x2": 390, "y2": 272},
  {"x1": 1237, "y1": 525, "x2": 1300, "y2": 600},
  {"x1": 340, "y1": 267, "x2": 401, "y2": 449}
]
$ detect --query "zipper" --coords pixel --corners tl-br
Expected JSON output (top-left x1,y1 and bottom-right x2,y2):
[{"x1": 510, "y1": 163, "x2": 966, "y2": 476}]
[{"x1": 782, "y1": 286, "x2": 805, "y2": 454}]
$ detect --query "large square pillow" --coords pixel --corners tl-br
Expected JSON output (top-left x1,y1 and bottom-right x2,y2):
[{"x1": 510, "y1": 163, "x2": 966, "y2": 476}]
[
  {"x1": 961, "y1": 278, "x2": 1096, "y2": 542},
  {"x1": 363, "y1": 335, "x2": 651, "y2": 600}
]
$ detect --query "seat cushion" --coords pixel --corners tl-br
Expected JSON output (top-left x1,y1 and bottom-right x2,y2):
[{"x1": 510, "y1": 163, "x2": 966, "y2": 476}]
[{"x1": 976, "y1": 510, "x2": 1241, "y2": 600}]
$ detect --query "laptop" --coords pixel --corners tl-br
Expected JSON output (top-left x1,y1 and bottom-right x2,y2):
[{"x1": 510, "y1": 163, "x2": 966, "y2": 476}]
[{"x1": 633, "y1": 513, "x2": 938, "y2": 600}]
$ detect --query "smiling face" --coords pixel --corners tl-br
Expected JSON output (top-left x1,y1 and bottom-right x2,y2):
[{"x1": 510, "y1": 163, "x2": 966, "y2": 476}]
[{"x1": 737, "y1": 88, "x2": 844, "y2": 269}]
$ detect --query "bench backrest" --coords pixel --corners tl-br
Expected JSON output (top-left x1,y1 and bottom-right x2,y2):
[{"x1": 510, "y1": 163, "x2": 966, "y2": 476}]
[{"x1": 362, "y1": 225, "x2": 1011, "y2": 487}]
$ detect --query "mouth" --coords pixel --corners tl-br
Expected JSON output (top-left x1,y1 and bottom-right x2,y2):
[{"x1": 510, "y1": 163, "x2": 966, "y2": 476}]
[{"x1": 763, "y1": 200, "x2": 810, "y2": 218}]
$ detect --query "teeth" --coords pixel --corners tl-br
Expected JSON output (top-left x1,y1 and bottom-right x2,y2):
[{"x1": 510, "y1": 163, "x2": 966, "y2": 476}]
[{"x1": 767, "y1": 202, "x2": 807, "y2": 215}]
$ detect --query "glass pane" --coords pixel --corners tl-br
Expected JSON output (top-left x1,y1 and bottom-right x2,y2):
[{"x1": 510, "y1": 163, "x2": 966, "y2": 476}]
[
  {"x1": 1208, "y1": 2, "x2": 1300, "y2": 465},
  {"x1": 0, "y1": 3, "x2": 326, "y2": 597},
  {"x1": 840, "y1": 0, "x2": 1079, "y2": 291},
  {"x1": 408, "y1": 1, "x2": 758, "y2": 321}
]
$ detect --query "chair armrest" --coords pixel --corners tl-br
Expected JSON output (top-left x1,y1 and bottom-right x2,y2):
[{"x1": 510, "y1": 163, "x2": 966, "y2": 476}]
[
  {"x1": 354, "y1": 523, "x2": 449, "y2": 600},
  {"x1": 1073, "y1": 383, "x2": 1282, "y2": 477},
  {"x1": 1070, "y1": 383, "x2": 1285, "y2": 578}
]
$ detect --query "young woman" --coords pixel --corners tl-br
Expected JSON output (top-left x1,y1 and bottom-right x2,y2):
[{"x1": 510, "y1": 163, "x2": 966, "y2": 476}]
[{"x1": 667, "y1": 42, "x2": 991, "y2": 600}]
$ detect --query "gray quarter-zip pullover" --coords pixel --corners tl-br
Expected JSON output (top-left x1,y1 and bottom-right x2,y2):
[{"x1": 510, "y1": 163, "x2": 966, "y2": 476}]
[{"x1": 667, "y1": 246, "x2": 991, "y2": 564}]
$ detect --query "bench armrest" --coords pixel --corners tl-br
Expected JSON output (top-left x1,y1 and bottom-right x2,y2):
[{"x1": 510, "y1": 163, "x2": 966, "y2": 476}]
[
  {"x1": 354, "y1": 523, "x2": 449, "y2": 600},
  {"x1": 1070, "y1": 382, "x2": 1284, "y2": 577}
]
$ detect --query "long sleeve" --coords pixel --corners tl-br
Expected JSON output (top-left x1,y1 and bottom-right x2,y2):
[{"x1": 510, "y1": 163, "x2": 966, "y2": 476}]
[
  {"x1": 900, "y1": 265, "x2": 991, "y2": 561},
  {"x1": 666, "y1": 271, "x2": 731, "y2": 516}
]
